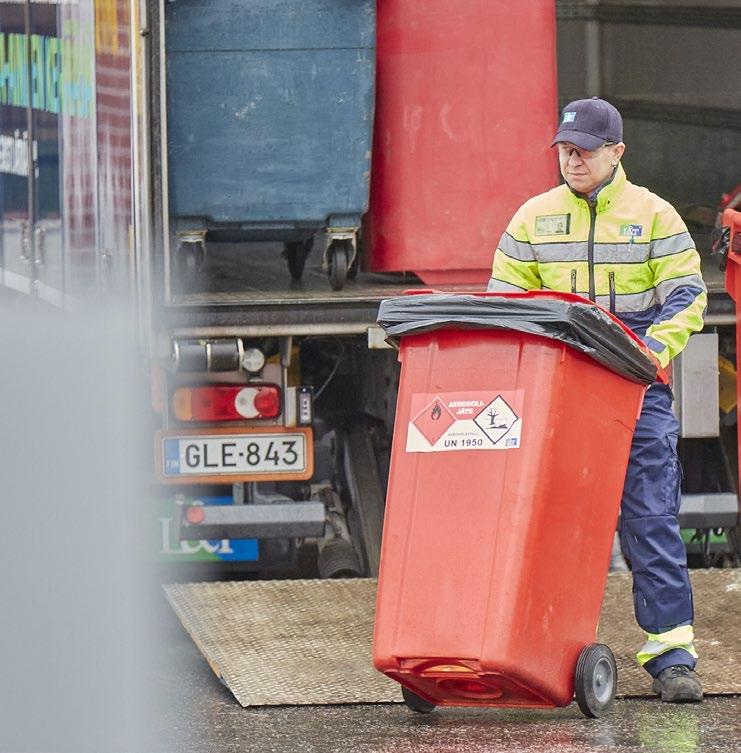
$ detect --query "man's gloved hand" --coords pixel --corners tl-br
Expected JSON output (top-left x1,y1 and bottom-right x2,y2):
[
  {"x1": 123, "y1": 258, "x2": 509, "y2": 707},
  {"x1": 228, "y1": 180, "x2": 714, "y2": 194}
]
[{"x1": 640, "y1": 338, "x2": 670, "y2": 384}]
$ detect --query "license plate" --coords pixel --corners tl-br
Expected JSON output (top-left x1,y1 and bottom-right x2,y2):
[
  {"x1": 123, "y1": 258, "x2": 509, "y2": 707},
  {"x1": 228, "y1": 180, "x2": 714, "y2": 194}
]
[{"x1": 156, "y1": 427, "x2": 313, "y2": 484}]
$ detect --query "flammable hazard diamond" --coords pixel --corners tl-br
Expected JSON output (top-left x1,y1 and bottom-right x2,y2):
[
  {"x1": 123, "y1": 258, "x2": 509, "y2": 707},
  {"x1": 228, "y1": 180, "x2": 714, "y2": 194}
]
[{"x1": 411, "y1": 396, "x2": 456, "y2": 446}]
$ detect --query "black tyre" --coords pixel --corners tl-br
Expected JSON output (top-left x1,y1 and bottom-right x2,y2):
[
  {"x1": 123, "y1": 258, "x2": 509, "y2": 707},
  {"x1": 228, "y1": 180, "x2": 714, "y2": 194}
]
[
  {"x1": 347, "y1": 247, "x2": 359, "y2": 280},
  {"x1": 328, "y1": 240, "x2": 349, "y2": 291},
  {"x1": 401, "y1": 686, "x2": 436, "y2": 714},
  {"x1": 285, "y1": 237, "x2": 313, "y2": 280},
  {"x1": 575, "y1": 643, "x2": 617, "y2": 718}
]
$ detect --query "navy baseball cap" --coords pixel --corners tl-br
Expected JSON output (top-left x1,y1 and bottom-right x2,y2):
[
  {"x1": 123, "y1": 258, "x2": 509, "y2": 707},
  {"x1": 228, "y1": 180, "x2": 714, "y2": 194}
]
[{"x1": 551, "y1": 97, "x2": 623, "y2": 151}]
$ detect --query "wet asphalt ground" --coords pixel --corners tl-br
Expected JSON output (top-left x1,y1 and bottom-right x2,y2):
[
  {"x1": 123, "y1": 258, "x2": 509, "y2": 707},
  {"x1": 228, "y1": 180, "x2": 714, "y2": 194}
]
[{"x1": 154, "y1": 599, "x2": 740, "y2": 753}]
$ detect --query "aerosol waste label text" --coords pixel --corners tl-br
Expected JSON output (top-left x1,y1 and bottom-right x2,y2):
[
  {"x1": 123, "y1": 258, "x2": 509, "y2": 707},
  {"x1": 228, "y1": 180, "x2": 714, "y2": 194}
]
[{"x1": 406, "y1": 391, "x2": 523, "y2": 453}]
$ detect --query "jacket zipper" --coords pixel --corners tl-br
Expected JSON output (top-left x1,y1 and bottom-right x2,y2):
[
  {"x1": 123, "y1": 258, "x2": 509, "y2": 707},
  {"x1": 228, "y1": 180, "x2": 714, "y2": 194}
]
[
  {"x1": 608, "y1": 270, "x2": 616, "y2": 313},
  {"x1": 571, "y1": 269, "x2": 577, "y2": 294},
  {"x1": 587, "y1": 201, "x2": 597, "y2": 301}
]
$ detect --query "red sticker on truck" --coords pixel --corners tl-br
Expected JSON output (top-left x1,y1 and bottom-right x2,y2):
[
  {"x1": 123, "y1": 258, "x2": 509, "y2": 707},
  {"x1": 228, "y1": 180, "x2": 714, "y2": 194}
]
[{"x1": 406, "y1": 391, "x2": 523, "y2": 453}]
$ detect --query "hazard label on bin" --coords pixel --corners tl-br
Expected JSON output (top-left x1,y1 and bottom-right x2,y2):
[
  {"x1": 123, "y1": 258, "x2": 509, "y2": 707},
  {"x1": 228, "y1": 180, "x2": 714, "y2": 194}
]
[{"x1": 406, "y1": 391, "x2": 523, "y2": 453}]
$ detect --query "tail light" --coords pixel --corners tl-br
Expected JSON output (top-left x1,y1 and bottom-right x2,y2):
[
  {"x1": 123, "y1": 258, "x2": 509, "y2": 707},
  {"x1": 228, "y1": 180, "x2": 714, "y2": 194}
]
[
  {"x1": 184, "y1": 505, "x2": 205, "y2": 525},
  {"x1": 172, "y1": 384, "x2": 281, "y2": 422}
]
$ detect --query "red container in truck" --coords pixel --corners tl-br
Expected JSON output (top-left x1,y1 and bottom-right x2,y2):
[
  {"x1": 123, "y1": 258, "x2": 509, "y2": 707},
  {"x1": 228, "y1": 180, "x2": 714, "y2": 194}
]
[
  {"x1": 372, "y1": 291, "x2": 664, "y2": 717},
  {"x1": 366, "y1": 1, "x2": 559, "y2": 285},
  {"x1": 722, "y1": 206, "x2": 741, "y2": 486}
]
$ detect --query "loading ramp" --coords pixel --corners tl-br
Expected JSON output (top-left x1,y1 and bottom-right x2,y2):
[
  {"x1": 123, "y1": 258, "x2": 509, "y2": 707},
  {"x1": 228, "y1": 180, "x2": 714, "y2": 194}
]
[{"x1": 165, "y1": 569, "x2": 740, "y2": 707}]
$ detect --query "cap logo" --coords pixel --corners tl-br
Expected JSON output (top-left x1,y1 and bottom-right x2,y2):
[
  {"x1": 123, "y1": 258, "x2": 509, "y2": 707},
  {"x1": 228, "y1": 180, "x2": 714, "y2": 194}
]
[{"x1": 562, "y1": 112, "x2": 576, "y2": 123}]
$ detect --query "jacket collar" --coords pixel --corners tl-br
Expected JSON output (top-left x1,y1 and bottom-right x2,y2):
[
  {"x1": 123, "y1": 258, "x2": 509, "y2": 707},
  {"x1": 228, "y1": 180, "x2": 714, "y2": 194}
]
[{"x1": 567, "y1": 163, "x2": 627, "y2": 213}]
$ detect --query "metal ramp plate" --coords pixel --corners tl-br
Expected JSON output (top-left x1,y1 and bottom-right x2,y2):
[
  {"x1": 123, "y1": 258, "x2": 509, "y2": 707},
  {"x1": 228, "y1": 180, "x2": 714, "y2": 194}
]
[
  {"x1": 165, "y1": 569, "x2": 740, "y2": 707},
  {"x1": 165, "y1": 579, "x2": 399, "y2": 705}
]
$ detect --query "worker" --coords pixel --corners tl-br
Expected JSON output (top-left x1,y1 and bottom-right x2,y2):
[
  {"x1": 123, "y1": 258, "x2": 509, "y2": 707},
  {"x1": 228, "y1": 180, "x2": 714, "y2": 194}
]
[{"x1": 488, "y1": 97, "x2": 706, "y2": 703}]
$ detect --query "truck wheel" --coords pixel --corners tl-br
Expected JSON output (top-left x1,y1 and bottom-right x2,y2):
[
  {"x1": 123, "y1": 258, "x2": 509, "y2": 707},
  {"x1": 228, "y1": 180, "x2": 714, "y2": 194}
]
[
  {"x1": 401, "y1": 686, "x2": 436, "y2": 714},
  {"x1": 328, "y1": 240, "x2": 349, "y2": 291},
  {"x1": 285, "y1": 238, "x2": 313, "y2": 280},
  {"x1": 575, "y1": 643, "x2": 617, "y2": 718}
]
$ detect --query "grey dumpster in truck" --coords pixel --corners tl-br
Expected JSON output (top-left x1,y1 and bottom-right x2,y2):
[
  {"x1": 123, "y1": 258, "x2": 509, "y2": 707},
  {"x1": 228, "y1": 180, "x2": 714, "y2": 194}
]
[{"x1": 164, "y1": 0, "x2": 376, "y2": 290}]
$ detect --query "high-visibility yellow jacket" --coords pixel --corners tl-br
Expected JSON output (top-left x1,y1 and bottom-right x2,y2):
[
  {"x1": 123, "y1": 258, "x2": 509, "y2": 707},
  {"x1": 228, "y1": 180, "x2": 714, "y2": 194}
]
[{"x1": 487, "y1": 164, "x2": 707, "y2": 367}]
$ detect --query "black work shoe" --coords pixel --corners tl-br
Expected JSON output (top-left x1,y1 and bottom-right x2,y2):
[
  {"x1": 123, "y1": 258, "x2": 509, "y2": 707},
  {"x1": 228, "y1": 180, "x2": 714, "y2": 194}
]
[{"x1": 651, "y1": 665, "x2": 703, "y2": 703}]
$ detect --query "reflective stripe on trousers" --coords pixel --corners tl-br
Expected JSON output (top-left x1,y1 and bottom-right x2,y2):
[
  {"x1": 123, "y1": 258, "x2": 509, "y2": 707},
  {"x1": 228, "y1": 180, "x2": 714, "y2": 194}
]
[
  {"x1": 619, "y1": 383, "x2": 697, "y2": 677},
  {"x1": 636, "y1": 624, "x2": 698, "y2": 667}
]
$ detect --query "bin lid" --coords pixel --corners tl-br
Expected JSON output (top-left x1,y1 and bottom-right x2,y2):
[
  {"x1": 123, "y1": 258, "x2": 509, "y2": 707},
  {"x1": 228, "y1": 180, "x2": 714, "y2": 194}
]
[{"x1": 376, "y1": 291, "x2": 662, "y2": 385}]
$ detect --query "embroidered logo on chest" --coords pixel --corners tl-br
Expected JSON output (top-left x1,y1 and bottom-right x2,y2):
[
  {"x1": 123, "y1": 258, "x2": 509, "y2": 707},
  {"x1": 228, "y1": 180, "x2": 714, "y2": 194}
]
[{"x1": 620, "y1": 224, "x2": 643, "y2": 237}]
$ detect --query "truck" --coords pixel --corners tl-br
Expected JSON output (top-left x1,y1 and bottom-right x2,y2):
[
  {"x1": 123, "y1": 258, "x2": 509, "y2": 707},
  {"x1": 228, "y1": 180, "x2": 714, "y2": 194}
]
[{"x1": 1, "y1": 0, "x2": 738, "y2": 577}]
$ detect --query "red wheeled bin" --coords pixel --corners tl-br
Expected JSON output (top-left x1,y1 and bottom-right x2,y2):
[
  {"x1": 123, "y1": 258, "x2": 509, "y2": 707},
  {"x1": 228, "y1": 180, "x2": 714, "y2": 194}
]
[
  {"x1": 372, "y1": 291, "x2": 665, "y2": 717},
  {"x1": 366, "y1": 1, "x2": 559, "y2": 285},
  {"x1": 722, "y1": 206, "x2": 741, "y2": 488}
]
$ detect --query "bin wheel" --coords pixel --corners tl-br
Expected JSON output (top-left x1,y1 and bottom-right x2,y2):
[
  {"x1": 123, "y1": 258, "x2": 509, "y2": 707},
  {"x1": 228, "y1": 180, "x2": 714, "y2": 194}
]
[
  {"x1": 328, "y1": 240, "x2": 350, "y2": 291},
  {"x1": 285, "y1": 238, "x2": 313, "y2": 281},
  {"x1": 401, "y1": 686, "x2": 436, "y2": 714},
  {"x1": 575, "y1": 643, "x2": 617, "y2": 718}
]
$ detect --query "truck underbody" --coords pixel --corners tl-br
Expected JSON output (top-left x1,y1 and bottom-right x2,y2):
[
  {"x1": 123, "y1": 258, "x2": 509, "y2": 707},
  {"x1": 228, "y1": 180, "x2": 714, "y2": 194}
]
[{"x1": 151, "y1": 237, "x2": 740, "y2": 576}]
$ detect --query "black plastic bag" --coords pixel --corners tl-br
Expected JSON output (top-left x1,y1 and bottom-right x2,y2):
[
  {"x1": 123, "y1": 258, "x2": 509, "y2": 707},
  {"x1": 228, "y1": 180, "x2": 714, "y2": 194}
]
[{"x1": 377, "y1": 293, "x2": 659, "y2": 385}]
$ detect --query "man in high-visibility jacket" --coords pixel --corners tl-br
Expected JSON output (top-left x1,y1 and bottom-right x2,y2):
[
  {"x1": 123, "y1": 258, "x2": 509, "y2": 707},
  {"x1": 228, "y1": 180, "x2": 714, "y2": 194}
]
[{"x1": 488, "y1": 97, "x2": 706, "y2": 703}]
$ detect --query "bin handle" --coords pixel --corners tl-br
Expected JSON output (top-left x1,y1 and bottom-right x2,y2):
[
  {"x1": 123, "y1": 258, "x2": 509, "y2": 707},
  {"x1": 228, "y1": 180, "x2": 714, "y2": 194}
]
[{"x1": 400, "y1": 289, "x2": 669, "y2": 385}]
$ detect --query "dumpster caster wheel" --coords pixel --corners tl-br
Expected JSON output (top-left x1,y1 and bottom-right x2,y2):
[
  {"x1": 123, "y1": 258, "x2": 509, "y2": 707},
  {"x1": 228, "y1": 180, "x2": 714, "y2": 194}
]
[
  {"x1": 401, "y1": 686, "x2": 436, "y2": 714},
  {"x1": 285, "y1": 238, "x2": 313, "y2": 281},
  {"x1": 347, "y1": 247, "x2": 359, "y2": 280},
  {"x1": 327, "y1": 240, "x2": 350, "y2": 291},
  {"x1": 575, "y1": 643, "x2": 617, "y2": 718}
]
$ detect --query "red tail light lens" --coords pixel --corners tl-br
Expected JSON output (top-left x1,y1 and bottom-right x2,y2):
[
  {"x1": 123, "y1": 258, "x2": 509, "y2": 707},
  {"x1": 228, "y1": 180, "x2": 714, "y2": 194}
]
[
  {"x1": 254, "y1": 387, "x2": 281, "y2": 417},
  {"x1": 172, "y1": 384, "x2": 281, "y2": 422},
  {"x1": 185, "y1": 505, "x2": 205, "y2": 525},
  {"x1": 192, "y1": 387, "x2": 239, "y2": 421}
]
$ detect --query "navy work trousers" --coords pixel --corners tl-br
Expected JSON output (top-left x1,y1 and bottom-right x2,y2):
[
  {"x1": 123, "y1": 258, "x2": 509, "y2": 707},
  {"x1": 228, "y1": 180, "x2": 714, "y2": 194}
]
[{"x1": 619, "y1": 382, "x2": 696, "y2": 677}]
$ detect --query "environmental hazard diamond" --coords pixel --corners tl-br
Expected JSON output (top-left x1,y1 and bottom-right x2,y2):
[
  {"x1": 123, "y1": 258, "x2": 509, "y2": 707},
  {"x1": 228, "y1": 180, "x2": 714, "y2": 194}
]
[
  {"x1": 474, "y1": 395, "x2": 519, "y2": 446},
  {"x1": 411, "y1": 396, "x2": 456, "y2": 446}
]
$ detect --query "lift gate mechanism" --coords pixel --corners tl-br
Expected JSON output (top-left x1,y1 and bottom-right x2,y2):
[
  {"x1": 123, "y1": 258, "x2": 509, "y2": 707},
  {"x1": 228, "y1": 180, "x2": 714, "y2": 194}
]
[{"x1": 165, "y1": 569, "x2": 740, "y2": 707}]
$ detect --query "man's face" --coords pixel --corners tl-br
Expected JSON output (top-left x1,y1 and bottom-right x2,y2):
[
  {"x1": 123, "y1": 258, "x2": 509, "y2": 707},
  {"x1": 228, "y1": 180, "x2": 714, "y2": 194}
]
[{"x1": 556, "y1": 141, "x2": 626, "y2": 196}]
